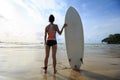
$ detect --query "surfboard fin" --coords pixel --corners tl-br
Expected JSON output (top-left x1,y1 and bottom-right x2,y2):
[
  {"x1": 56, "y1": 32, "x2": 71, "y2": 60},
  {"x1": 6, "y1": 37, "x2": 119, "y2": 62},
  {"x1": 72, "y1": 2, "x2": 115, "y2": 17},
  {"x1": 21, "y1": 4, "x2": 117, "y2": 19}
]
[
  {"x1": 80, "y1": 58, "x2": 83, "y2": 64},
  {"x1": 69, "y1": 58, "x2": 71, "y2": 62}
]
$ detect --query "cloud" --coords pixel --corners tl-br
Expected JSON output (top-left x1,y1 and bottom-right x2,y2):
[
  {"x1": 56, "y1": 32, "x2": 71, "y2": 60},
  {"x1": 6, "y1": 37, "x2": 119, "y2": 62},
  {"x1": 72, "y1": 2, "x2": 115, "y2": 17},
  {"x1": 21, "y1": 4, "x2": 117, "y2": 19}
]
[
  {"x1": 0, "y1": 0, "x2": 67, "y2": 42},
  {"x1": 0, "y1": 15, "x2": 4, "y2": 19}
]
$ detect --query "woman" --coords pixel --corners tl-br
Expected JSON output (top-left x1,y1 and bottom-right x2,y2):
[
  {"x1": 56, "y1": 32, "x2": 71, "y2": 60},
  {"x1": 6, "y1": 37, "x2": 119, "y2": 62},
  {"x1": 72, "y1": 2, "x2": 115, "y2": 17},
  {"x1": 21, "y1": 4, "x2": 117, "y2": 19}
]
[{"x1": 44, "y1": 14, "x2": 67, "y2": 74}]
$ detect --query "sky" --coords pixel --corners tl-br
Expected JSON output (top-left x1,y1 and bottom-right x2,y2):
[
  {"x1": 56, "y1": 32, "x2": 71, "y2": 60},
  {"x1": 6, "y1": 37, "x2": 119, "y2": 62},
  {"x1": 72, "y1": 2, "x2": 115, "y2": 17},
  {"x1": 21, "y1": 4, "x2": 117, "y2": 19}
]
[{"x1": 0, "y1": 0, "x2": 120, "y2": 43}]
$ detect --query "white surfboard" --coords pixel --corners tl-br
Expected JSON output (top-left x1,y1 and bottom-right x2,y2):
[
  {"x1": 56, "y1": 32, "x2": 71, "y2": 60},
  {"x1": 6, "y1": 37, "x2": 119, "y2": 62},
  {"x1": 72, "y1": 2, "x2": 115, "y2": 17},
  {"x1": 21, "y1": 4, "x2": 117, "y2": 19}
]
[{"x1": 65, "y1": 7, "x2": 84, "y2": 70}]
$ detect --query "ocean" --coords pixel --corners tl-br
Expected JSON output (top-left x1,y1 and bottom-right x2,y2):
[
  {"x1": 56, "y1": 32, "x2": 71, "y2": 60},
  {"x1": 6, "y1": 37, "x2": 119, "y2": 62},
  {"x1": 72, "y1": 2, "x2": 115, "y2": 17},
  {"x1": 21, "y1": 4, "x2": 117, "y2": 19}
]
[
  {"x1": 0, "y1": 42, "x2": 120, "y2": 54},
  {"x1": 0, "y1": 42, "x2": 119, "y2": 60}
]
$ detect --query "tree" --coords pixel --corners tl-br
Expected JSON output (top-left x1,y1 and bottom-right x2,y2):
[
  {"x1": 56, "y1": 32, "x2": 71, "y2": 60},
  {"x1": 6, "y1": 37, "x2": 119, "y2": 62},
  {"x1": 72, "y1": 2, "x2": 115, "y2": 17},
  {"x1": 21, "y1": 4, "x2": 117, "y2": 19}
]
[{"x1": 102, "y1": 34, "x2": 120, "y2": 44}]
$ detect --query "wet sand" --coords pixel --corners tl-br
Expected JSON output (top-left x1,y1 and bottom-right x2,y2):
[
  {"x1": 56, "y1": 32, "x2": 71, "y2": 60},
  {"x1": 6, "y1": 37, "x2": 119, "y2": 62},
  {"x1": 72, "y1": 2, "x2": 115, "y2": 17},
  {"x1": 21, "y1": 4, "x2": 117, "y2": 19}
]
[{"x1": 0, "y1": 45, "x2": 120, "y2": 80}]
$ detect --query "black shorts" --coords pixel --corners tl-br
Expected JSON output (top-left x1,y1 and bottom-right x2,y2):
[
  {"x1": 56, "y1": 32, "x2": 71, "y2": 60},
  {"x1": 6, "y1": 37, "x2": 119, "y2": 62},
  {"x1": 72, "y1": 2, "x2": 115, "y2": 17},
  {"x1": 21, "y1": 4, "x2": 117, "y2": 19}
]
[{"x1": 46, "y1": 40, "x2": 57, "y2": 46}]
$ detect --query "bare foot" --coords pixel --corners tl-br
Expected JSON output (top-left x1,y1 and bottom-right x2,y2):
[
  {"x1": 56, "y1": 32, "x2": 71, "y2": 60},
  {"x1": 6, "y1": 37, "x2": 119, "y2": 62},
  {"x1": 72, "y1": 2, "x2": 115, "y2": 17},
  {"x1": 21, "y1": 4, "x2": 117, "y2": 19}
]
[
  {"x1": 42, "y1": 67, "x2": 47, "y2": 73},
  {"x1": 54, "y1": 69, "x2": 57, "y2": 74},
  {"x1": 44, "y1": 69, "x2": 47, "y2": 73}
]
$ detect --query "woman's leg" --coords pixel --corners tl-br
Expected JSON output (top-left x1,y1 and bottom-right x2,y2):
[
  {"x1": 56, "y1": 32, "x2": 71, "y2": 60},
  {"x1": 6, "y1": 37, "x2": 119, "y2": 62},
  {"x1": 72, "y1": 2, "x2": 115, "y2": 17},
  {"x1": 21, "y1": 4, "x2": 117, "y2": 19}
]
[
  {"x1": 44, "y1": 45, "x2": 50, "y2": 73},
  {"x1": 52, "y1": 45, "x2": 57, "y2": 74}
]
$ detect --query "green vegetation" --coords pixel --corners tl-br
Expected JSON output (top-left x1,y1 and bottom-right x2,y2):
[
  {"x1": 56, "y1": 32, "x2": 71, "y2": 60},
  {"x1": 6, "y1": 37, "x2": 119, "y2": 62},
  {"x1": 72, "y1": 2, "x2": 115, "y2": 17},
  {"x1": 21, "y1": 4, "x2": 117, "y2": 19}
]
[{"x1": 102, "y1": 34, "x2": 120, "y2": 44}]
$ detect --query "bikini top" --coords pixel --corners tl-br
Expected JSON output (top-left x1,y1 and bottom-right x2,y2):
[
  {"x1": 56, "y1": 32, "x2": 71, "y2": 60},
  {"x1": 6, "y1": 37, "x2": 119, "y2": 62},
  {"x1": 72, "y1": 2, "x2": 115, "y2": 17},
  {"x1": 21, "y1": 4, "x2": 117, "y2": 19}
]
[{"x1": 47, "y1": 24, "x2": 56, "y2": 40}]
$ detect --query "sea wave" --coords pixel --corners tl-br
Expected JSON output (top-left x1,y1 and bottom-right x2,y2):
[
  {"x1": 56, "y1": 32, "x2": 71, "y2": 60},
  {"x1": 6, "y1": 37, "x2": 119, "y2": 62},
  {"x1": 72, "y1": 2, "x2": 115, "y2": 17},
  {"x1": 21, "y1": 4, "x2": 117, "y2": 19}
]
[
  {"x1": 0, "y1": 42, "x2": 44, "y2": 49},
  {"x1": 0, "y1": 42, "x2": 120, "y2": 51}
]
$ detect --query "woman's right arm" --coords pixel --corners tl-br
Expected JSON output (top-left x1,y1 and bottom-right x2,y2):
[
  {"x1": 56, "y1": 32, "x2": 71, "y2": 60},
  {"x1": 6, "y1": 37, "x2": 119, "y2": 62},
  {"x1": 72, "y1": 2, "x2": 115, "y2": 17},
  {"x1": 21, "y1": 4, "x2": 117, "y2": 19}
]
[{"x1": 56, "y1": 24, "x2": 67, "y2": 35}]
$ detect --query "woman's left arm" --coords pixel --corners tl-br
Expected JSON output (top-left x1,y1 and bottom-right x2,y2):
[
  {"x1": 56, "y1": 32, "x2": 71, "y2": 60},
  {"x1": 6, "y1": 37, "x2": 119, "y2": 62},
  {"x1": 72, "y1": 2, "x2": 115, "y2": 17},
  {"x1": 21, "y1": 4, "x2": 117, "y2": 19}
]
[{"x1": 44, "y1": 27, "x2": 47, "y2": 45}]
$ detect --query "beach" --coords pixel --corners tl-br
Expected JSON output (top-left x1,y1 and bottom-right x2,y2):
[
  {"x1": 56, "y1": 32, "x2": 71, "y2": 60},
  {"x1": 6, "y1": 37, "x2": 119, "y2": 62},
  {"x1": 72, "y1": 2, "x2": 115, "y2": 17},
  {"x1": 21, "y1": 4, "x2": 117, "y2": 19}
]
[{"x1": 0, "y1": 43, "x2": 120, "y2": 80}]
